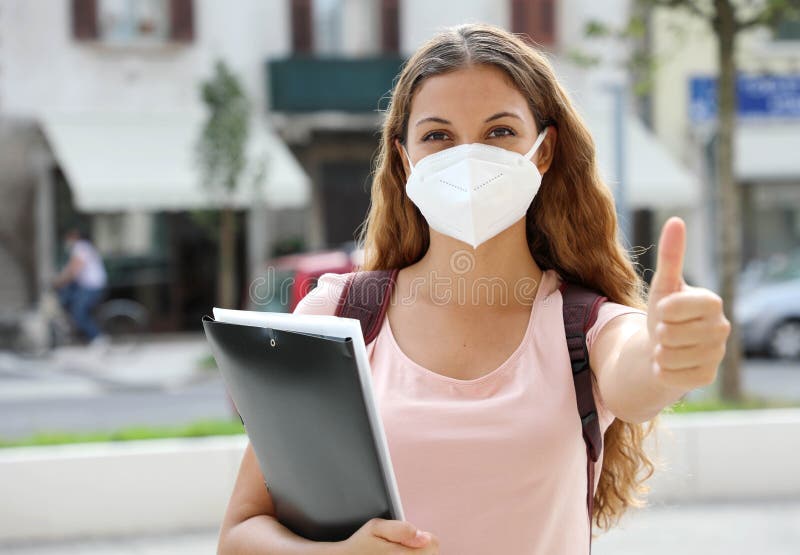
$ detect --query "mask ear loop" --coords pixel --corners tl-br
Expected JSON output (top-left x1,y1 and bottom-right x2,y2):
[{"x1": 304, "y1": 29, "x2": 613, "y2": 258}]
[
  {"x1": 400, "y1": 144, "x2": 415, "y2": 172},
  {"x1": 524, "y1": 126, "x2": 549, "y2": 161}
]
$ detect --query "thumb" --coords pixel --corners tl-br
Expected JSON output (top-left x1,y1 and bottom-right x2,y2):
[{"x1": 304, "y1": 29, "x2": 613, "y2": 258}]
[
  {"x1": 371, "y1": 519, "x2": 431, "y2": 547},
  {"x1": 650, "y1": 216, "x2": 686, "y2": 298}
]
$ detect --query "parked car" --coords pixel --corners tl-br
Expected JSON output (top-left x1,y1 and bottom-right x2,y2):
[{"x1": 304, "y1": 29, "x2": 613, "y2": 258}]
[{"x1": 737, "y1": 252, "x2": 800, "y2": 359}]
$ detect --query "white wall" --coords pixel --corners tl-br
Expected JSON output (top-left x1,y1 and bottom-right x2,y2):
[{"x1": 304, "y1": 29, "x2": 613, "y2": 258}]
[
  {"x1": 400, "y1": 0, "x2": 510, "y2": 55},
  {"x1": 0, "y1": 0, "x2": 292, "y2": 118},
  {"x1": 552, "y1": 0, "x2": 633, "y2": 112}
]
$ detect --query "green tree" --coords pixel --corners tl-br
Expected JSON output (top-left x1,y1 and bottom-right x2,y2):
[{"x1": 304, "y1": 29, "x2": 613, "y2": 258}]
[
  {"x1": 581, "y1": 0, "x2": 799, "y2": 401},
  {"x1": 647, "y1": 0, "x2": 798, "y2": 402},
  {"x1": 197, "y1": 60, "x2": 250, "y2": 309}
]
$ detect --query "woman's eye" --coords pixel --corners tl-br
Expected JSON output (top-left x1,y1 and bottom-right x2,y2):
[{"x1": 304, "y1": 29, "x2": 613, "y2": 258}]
[
  {"x1": 422, "y1": 131, "x2": 450, "y2": 142},
  {"x1": 488, "y1": 127, "x2": 515, "y2": 138},
  {"x1": 421, "y1": 128, "x2": 514, "y2": 141}
]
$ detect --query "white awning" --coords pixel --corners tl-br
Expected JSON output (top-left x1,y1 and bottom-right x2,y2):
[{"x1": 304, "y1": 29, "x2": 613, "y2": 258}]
[
  {"x1": 41, "y1": 111, "x2": 311, "y2": 212},
  {"x1": 735, "y1": 123, "x2": 800, "y2": 182},
  {"x1": 583, "y1": 109, "x2": 700, "y2": 209}
]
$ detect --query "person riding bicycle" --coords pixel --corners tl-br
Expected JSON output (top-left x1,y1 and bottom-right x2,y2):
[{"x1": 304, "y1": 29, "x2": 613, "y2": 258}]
[{"x1": 52, "y1": 227, "x2": 109, "y2": 346}]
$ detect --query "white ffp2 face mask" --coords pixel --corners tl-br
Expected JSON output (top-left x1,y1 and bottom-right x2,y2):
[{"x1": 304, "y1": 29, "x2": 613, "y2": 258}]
[{"x1": 402, "y1": 127, "x2": 549, "y2": 249}]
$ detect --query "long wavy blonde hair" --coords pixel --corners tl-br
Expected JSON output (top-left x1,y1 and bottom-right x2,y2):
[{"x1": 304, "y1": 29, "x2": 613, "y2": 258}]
[{"x1": 356, "y1": 23, "x2": 658, "y2": 532}]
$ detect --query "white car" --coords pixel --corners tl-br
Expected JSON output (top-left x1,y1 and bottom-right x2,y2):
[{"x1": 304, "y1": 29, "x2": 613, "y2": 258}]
[{"x1": 736, "y1": 254, "x2": 800, "y2": 359}]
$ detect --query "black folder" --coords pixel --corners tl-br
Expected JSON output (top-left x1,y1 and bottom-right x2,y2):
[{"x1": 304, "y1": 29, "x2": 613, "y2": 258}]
[{"x1": 202, "y1": 309, "x2": 404, "y2": 542}]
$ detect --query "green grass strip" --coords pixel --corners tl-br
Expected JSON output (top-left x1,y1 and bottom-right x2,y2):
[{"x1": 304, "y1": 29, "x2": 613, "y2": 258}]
[{"x1": 0, "y1": 418, "x2": 244, "y2": 448}]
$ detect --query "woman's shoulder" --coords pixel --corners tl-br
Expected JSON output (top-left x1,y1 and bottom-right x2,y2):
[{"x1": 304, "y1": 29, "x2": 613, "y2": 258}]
[
  {"x1": 549, "y1": 269, "x2": 647, "y2": 345},
  {"x1": 294, "y1": 268, "x2": 402, "y2": 317},
  {"x1": 587, "y1": 297, "x2": 647, "y2": 351},
  {"x1": 292, "y1": 271, "x2": 354, "y2": 316}
]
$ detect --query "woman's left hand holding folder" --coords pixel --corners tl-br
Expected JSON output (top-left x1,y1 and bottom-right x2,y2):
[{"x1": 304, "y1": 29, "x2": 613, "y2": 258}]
[{"x1": 332, "y1": 517, "x2": 439, "y2": 554}]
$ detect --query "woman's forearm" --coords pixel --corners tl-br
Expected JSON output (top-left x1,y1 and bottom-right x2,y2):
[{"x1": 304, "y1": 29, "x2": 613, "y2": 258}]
[
  {"x1": 219, "y1": 515, "x2": 343, "y2": 555},
  {"x1": 611, "y1": 327, "x2": 689, "y2": 423}
]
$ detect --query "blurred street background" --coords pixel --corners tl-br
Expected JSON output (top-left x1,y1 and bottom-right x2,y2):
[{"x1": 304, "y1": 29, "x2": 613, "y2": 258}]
[{"x1": 1, "y1": 0, "x2": 799, "y2": 553}]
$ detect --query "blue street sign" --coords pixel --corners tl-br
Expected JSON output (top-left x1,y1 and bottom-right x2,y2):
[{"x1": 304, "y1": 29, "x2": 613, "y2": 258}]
[{"x1": 689, "y1": 74, "x2": 800, "y2": 122}]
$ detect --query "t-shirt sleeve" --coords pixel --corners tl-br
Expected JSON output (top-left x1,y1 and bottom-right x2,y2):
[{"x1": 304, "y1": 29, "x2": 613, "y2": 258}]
[
  {"x1": 586, "y1": 301, "x2": 647, "y2": 431},
  {"x1": 71, "y1": 242, "x2": 89, "y2": 263},
  {"x1": 292, "y1": 272, "x2": 350, "y2": 317}
]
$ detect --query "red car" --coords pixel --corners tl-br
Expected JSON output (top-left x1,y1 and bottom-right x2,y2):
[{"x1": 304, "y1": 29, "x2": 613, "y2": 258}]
[{"x1": 245, "y1": 249, "x2": 361, "y2": 313}]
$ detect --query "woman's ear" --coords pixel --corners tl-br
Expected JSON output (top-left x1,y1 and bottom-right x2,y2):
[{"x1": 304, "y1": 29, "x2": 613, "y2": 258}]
[
  {"x1": 534, "y1": 126, "x2": 558, "y2": 175},
  {"x1": 394, "y1": 138, "x2": 410, "y2": 179}
]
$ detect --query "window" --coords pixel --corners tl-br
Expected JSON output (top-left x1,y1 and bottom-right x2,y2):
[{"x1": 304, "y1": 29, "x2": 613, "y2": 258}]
[
  {"x1": 290, "y1": 0, "x2": 400, "y2": 55},
  {"x1": 98, "y1": 0, "x2": 170, "y2": 43},
  {"x1": 774, "y1": 18, "x2": 800, "y2": 42},
  {"x1": 71, "y1": 0, "x2": 194, "y2": 44},
  {"x1": 313, "y1": 0, "x2": 344, "y2": 55},
  {"x1": 93, "y1": 212, "x2": 154, "y2": 256}
]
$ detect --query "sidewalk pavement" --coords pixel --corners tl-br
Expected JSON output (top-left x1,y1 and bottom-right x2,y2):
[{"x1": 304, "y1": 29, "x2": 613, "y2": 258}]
[
  {"x1": 1, "y1": 335, "x2": 798, "y2": 404},
  {"x1": 0, "y1": 333, "x2": 214, "y2": 402},
  {"x1": 2, "y1": 500, "x2": 798, "y2": 554}
]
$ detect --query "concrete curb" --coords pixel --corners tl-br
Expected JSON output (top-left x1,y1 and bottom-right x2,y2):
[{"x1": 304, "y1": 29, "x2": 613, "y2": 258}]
[
  {"x1": 1, "y1": 410, "x2": 799, "y2": 543},
  {"x1": 644, "y1": 409, "x2": 800, "y2": 503},
  {"x1": 0, "y1": 435, "x2": 247, "y2": 543}
]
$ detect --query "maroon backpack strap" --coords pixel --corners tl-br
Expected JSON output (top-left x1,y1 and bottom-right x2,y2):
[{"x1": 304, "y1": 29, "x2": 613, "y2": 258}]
[
  {"x1": 334, "y1": 268, "x2": 399, "y2": 344},
  {"x1": 560, "y1": 280, "x2": 607, "y2": 552}
]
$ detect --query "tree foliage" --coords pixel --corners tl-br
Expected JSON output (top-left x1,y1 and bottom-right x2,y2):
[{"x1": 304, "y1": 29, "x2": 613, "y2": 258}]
[{"x1": 197, "y1": 60, "x2": 250, "y2": 197}]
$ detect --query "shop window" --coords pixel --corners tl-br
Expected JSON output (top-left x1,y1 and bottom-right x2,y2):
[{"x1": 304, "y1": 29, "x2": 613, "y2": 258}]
[{"x1": 93, "y1": 212, "x2": 154, "y2": 256}]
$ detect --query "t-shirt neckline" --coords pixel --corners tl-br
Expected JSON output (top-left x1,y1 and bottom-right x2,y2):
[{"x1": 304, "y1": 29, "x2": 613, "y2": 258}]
[{"x1": 380, "y1": 269, "x2": 554, "y2": 386}]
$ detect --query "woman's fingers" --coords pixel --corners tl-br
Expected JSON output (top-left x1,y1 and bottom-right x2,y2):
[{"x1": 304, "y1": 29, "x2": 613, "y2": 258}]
[{"x1": 368, "y1": 518, "x2": 432, "y2": 548}]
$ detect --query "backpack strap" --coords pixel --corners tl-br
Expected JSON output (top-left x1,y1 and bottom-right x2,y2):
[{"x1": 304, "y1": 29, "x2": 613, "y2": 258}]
[
  {"x1": 560, "y1": 280, "x2": 608, "y2": 552},
  {"x1": 334, "y1": 268, "x2": 398, "y2": 344}
]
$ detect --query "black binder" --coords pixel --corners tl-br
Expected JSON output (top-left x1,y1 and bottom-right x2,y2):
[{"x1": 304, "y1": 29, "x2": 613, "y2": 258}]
[{"x1": 202, "y1": 309, "x2": 404, "y2": 542}]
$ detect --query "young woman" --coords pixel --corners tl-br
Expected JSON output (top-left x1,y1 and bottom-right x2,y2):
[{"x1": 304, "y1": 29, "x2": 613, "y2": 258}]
[{"x1": 218, "y1": 23, "x2": 730, "y2": 555}]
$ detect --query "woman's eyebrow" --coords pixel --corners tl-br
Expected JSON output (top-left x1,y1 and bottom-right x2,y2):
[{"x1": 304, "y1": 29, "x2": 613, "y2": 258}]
[
  {"x1": 485, "y1": 111, "x2": 523, "y2": 122},
  {"x1": 415, "y1": 116, "x2": 451, "y2": 127},
  {"x1": 414, "y1": 111, "x2": 523, "y2": 127}
]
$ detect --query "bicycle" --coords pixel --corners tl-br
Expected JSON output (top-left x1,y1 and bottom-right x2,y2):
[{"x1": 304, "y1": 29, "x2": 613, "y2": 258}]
[{"x1": 12, "y1": 286, "x2": 149, "y2": 357}]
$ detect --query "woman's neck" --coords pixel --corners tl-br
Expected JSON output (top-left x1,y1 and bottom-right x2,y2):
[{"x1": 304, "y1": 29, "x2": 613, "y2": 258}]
[{"x1": 408, "y1": 220, "x2": 543, "y2": 308}]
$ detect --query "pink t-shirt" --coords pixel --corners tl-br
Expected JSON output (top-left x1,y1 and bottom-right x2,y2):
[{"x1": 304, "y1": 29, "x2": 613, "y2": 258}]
[{"x1": 294, "y1": 268, "x2": 647, "y2": 554}]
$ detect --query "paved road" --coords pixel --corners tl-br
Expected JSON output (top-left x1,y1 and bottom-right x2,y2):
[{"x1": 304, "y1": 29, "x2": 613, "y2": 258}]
[
  {"x1": 0, "y1": 379, "x2": 232, "y2": 439},
  {"x1": 737, "y1": 358, "x2": 800, "y2": 401},
  {"x1": 2, "y1": 500, "x2": 799, "y2": 554},
  {"x1": 0, "y1": 337, "x2": 234, "y2": 439}
]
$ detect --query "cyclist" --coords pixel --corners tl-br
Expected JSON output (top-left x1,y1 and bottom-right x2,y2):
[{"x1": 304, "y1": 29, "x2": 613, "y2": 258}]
[{"x1": 52, "y1": 227, "x2": 109, "y2": 347}]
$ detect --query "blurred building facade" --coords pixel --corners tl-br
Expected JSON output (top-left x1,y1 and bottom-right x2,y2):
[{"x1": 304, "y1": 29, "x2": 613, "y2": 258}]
[
  {"x1": 649, "y1": 7, "x2": 800, "y2": 285},
  {"x1": 0, "y1": 0, "x2": 706, "y2": 331},
  {"x1": 0, "y1": 0, "x2": 311, "y2": 329}
]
